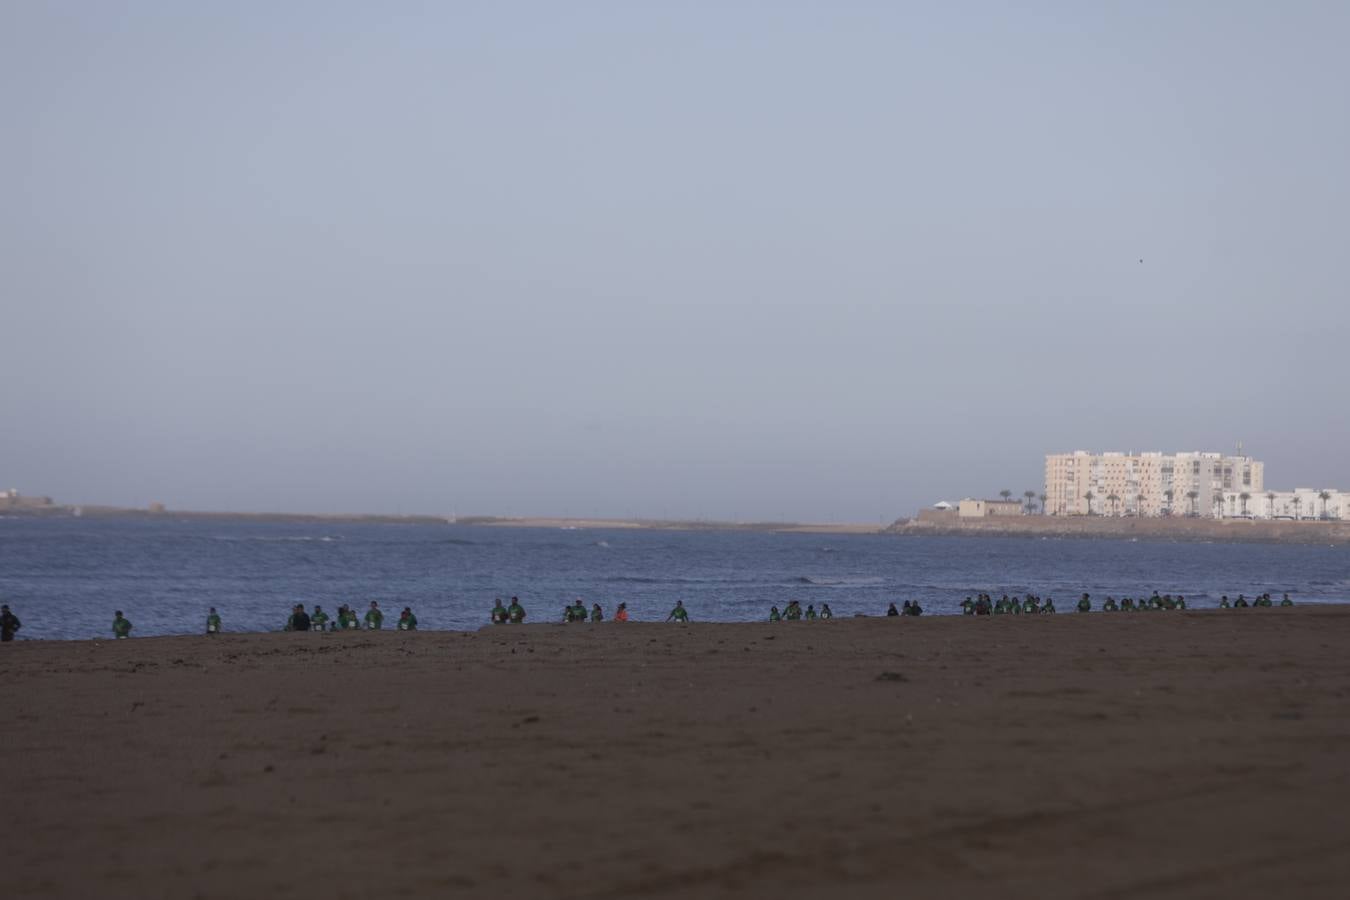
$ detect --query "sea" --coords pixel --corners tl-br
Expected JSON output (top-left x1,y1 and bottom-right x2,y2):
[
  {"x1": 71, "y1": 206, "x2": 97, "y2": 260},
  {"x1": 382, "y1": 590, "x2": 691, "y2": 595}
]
[{"x1": 1, "y1": 516, "x2": 1347, "y2": 640}]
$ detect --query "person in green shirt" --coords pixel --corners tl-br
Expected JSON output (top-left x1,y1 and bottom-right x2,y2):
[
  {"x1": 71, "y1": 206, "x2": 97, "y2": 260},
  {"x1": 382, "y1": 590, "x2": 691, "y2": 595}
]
[
  {"x1": 961, "y1": 597, "x2": 975, "y2": 615},
  {"x1": 1021, "y1": 597, "x2": 1038, "y2": 615},
  {"x1": 1219, "y1": 595, "x2": 1231, "y2": 609},
  {"x1": 365, "y1": 601, "x2": 384, "y2": 630},
  {"x1": 666, "y1": 600, "x2": 690, "y2": 622},
  {"x1": 768, "y1": 606, "x2": 781, "y2": 622},
  {"x1": 784, "y1": 600, "x2": 803, "y2": 621},
  {"x1": 804, "y1": 604, "x2": 818, "y2": 620},
  {"x1": 1256, "y1": 593, "x2": 1273, "y2": 608},
  {"x1": 205, "y1": 607, "x2": 222, "y2": 635},
  {"x1": 993, "y1": 600, "x2": 1007, "y2": 615},
  {"x1": 507, "y1": 597, "x2": 526, "y2": 623},
  {"x1": 1041, "y1": 597, "x2": 1056, "y2": 614},
  {"x1": 1077, "y1": 594, "x2": 1091, "y2": 613},
  {"x1": 1175, "y1": 596, "x2": 1187, "y2": 610},
  {"x1": 490, "y1": 599, "x2": 508, "y2": 624},
  {"x1": 1120, "y1": 597, "x2": 1134, "y2": 611},
  {"x1": 591, "y1": 603, "x2": 604, "y2": 622},
  {"x1": 571, "y1": 600, "x2": 588, "y2": 622},
  {"x1": 1280, "y1": 593, "x2": 1294, "y2": 607},
  {"x1": 819, "y1": 603, "x2": 833, "y2": 619},
  {"x1": 112, "y1": 610, "x2": 132, "y2": 639},
  {"x1": 1234, "y1": 595, "x2": 1249, "y2": 608},
  {"x1": 397, "y1": 607, "x2": 417, "y2": 630},
  {"x1": 905, "y1": 600, "x2": 923, "y2": 616},
  {"x1": 1103, "y1": 597, "x2": 1119, "y2": 612},
  {"x1": 310, "y1": 606, "x2": 329, "y2": 630}
]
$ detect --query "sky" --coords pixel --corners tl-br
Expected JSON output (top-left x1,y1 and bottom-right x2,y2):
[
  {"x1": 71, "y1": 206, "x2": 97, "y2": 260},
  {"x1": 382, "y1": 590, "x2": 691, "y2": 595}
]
[{"x1": 3, "y1": 1, "x2": 1348, "y2": 521}]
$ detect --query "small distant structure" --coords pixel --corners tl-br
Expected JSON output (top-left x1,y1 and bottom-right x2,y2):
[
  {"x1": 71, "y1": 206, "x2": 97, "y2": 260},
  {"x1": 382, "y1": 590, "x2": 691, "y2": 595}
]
[
  {"x1": 148, "y1": 502, "x2": 166, "y2": 514},
  {"x1": 958, "y1": 498, "x2": 1024, "y2": 519},
  {"x1": 2, "y1": 490, "x2": 54, "y2": 509},
  {"x1": 932, "y1": 500, "x2": 954, "y2": 511}
]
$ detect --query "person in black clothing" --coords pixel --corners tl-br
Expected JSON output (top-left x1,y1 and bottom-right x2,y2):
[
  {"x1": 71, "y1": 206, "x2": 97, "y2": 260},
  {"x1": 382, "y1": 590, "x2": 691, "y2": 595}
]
[
  {"x1": 287, "y1": 604, "x2": 312, "y2": 632},
  {"x1": 886, "y1": 603, "x2": 900, "y2": 617},
  {"x1": 1, "y1": 604, "x2": 20, "y2": 642}
]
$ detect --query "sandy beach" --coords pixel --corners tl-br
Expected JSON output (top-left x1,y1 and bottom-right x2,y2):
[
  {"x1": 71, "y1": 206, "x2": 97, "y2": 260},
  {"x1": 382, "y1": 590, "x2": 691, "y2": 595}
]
[{"x1": 5, "y1": 609, "x2": 1349, "y2": 899}]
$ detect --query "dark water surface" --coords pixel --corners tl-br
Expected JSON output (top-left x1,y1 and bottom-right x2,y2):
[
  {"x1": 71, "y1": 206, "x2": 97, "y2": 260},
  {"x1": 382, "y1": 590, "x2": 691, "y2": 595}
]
[{"x1": 1, "y1": 516, "x2": 1347, "y2": 639}]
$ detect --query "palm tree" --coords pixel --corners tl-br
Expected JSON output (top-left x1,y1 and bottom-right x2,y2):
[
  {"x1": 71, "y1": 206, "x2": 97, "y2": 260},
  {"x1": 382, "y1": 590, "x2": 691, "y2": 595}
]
[
  {"x1": 1186, "y1": 490, "x2": 1199, "y2": 517},
  {"x1": 1239, "y1": 492, "x2": 1251, "y2": 516},
  {"x1": 1136, "y1": 492, "x2": 1147, "y2": 517},
  {"x1": 1024, "y1": 490, "x2": 1036, "y2": 514},
  {"x1": 1212, "y1": 492, "x2": 1224, "y2": 519},
  {"x1": 1106, "y1": 493, "x2": 1120, "y2": 516},
  {"x1": 1083, "y1": 490, "x2": 1095, "y2": 516},
  {"x1": 1000, "y1": 489, "x2": 1013, "y2": 505},
  {"x1": 1038, "y1": 493, "x2": 1048, "y2": 517},
  {"x1": 1266, "y1": 491, "x2": 1276, "y2": 519},
  {"x1": 1319, "y1": 490, "x2": 1332, "y2": 520},
  {"x1": 1163, "y1": 488, "x2": 1174, "y2": 517},
  {"x1": 1292, "y1": 495, "x2": 1303, "y2": 520}
]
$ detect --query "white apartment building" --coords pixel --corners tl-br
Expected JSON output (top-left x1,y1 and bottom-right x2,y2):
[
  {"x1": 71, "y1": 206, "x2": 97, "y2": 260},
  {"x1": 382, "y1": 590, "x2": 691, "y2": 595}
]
[
  {"x1": 1219, "y1": 488, "x2": 1346, "y2": 520},
  {"x1": 1045, "y1": 451, "x2": 1264, "y2": 517}
]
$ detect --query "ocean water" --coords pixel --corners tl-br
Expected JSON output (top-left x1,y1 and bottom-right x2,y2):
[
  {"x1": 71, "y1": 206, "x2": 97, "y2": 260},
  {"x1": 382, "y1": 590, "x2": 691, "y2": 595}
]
[{"x1": 1, "y1": 516, "x2": 1347, "y2": 640}]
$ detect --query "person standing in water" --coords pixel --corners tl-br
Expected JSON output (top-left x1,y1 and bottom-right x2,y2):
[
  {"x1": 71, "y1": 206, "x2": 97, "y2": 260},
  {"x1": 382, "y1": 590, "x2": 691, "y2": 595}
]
[
  {"x1": 365, "y1": 601, "x2": 384, "y2": 629},
  {"x1": 666, "y1": 600, "x2": 690, "y2": 622},
  {"x1": 112, "y1": 611, "x2": 132, "y2": 639},
  {"x1": 205, "y1": 607, "x2": 222, "y2": 635},
  {"x1": 1, "y1": 604, "x2": 21, "y2": 642}
]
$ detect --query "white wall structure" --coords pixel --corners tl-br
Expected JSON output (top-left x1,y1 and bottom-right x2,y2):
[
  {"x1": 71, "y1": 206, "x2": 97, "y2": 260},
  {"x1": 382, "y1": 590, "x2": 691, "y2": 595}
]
[{"x1": 1222, "y1": 488, "x2": 1346, "y2": 520}]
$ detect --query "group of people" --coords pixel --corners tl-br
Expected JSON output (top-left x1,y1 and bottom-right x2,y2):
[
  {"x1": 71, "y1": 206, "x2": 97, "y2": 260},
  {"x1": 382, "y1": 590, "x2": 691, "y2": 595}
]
[
  {"x1": 769, "y1": 600, "x2": 834, "y2": 621},
  {"x1": 280, "y1": 601, "x2": 419, "y2": 632},
  {"x1": 1218, "y1": 593, "x2": 1292, "y2": 608},
  {"x1": 950, "y1": 590, "x2": 1296, "y2": 615}
]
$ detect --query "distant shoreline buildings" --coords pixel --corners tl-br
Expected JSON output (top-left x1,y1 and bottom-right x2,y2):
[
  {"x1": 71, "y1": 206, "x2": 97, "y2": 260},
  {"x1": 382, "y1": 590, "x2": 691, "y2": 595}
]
[{"x1": 1039, "y1": 451, "x2": 1346, "y2": 521}]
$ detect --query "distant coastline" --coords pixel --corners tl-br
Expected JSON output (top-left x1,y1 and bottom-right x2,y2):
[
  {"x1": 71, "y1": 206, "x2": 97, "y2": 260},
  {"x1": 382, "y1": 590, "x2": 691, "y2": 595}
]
[
  {"x1": 8, "y1": 500, "x2": 1350, "y2": 544},
  {"x1": 0, "y1": 502, "x2": 882, "y2": 535},
  {"x1": 890, "y1": 509, "x2": 1350, "y2": 545}
]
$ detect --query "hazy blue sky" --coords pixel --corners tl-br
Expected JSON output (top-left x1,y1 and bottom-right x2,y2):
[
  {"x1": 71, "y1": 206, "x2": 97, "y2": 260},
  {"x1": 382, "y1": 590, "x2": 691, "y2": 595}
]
[{"x1": 3, "y1": 2, "x2": 1347, "y2": 520}]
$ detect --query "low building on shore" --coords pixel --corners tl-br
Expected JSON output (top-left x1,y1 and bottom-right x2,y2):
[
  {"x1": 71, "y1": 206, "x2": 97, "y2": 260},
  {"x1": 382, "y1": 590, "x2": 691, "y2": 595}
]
[{"x1": 958, "y1": 498, "x2": 1024, "y2": 519}]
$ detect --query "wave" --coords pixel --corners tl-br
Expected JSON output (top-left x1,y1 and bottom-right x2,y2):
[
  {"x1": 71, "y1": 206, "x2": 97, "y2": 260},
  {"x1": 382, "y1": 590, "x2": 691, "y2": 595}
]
[
  {"x1": 213, "y1": 535, "x2": 341, "y2": 543},
  {"x1": 793, "y1": 575, "x2": 887, "y2": 587}
]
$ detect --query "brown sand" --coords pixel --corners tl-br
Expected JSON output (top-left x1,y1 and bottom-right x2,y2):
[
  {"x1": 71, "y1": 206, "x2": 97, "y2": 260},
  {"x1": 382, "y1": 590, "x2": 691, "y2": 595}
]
[{"x1": 5, "y1": 609, "x2": 1349, "y2": 899}]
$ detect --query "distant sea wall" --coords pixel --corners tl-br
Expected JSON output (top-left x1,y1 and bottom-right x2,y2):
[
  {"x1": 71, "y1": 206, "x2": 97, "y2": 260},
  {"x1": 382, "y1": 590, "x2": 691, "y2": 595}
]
[{"x1": 891, "y1": 510, "x2": 1350, "y2": 545}]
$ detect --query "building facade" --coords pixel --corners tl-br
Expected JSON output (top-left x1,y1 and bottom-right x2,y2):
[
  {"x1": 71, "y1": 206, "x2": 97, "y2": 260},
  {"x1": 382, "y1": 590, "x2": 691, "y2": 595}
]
[{"x1": 1044, "y1": 451, "x2": 1265, "y2": 517}]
